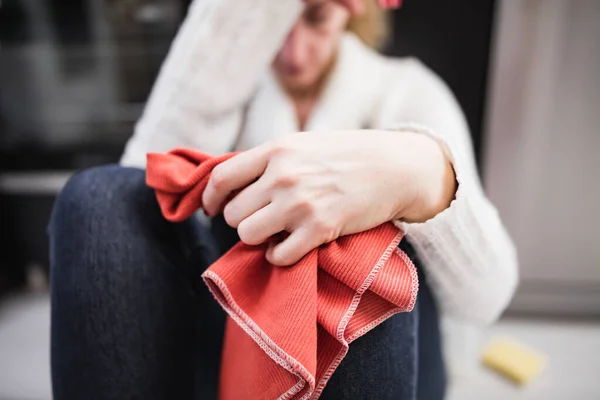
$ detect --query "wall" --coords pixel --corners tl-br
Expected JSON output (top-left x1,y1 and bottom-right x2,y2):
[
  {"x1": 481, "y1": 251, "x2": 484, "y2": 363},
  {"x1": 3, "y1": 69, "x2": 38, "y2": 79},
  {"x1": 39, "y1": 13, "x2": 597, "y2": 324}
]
[{"x1": 484, "y1": 0, "x2": 600, "y2": 315}]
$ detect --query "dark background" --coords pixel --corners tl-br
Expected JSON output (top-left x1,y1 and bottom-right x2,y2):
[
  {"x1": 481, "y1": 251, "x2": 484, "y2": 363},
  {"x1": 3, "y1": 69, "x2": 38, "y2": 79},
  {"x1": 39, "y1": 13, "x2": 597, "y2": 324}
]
[
  {"x1": 389, "y1": 0, "x2": 496, "y2": 167},
  {"x1": 0, "y1": 0, "x2": 496, "y2": 294}
]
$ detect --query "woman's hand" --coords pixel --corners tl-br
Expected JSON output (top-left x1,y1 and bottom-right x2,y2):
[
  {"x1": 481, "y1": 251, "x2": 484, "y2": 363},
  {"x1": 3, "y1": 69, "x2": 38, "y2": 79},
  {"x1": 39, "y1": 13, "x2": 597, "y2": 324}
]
[{"x1": 202, "y1": 130, "x2": 456, "y2": 266}]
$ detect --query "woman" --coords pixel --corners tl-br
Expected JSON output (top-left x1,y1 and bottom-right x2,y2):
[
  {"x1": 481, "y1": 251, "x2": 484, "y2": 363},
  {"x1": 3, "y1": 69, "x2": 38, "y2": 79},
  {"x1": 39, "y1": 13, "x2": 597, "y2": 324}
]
[{"x1": 49, "y1": 0, "x2": 518, "y2": 399}]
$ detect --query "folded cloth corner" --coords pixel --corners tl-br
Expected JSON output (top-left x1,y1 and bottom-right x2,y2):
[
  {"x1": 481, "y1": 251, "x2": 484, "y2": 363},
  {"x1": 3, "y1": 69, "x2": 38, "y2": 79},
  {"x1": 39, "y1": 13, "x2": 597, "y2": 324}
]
[{"x1": 146, "y1": 148, "x2": 419, "y2": 400}]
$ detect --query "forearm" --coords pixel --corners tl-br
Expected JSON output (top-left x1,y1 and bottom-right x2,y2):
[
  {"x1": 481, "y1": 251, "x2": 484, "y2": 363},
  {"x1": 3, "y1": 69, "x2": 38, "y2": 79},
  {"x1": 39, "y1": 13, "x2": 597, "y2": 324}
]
[
  {"x1": 121, "y1": 0, "x2": 302, "y2": 167},
  {"x1": 145, "y1": 0, "x2": 301, "y2": 115},
  {"x1": 396, "y1": 132, "x2": 458, "y2": 224}
]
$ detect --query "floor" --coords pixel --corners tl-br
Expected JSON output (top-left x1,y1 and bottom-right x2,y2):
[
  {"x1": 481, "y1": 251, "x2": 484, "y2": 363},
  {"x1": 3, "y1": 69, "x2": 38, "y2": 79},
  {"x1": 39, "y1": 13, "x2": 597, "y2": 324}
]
[
  {"x1": 447, "y1": 318, "x2": 600, "y2": 400},
  {"x1": 0, "y1": 294, "x2": 51, "y2": 400},
  {"x1": 0, "y1": 293, "x2": 599, "y2": 400}
]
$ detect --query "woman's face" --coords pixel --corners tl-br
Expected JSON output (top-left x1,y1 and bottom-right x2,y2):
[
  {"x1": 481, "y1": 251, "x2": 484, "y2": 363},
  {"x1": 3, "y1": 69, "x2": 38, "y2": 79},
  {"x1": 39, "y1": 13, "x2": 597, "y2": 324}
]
[{"x1": 273, "y1": 2, "x2": 350, "y2": 94}]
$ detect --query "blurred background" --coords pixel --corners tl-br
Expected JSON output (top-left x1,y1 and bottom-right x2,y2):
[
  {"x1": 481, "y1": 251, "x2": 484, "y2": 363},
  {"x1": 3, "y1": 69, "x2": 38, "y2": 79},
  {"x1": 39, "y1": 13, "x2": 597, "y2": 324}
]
[{"x1": 1, "y1": 0, "x2": 599, "y2": 399}]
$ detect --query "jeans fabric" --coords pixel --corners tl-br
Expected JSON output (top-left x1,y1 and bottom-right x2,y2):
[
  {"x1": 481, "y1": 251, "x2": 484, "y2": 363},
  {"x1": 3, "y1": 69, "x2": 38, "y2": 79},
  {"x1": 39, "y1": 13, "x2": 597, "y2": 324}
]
[{"x1": 49, "y1": 165, "x2": 446, "y2": 400}]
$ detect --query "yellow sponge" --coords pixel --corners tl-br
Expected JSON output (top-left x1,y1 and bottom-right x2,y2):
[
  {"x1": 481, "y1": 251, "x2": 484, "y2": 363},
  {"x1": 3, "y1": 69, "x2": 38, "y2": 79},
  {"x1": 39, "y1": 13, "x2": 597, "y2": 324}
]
[{"x1": 481, "y1": 337, "x2": 547, "y2": 385}]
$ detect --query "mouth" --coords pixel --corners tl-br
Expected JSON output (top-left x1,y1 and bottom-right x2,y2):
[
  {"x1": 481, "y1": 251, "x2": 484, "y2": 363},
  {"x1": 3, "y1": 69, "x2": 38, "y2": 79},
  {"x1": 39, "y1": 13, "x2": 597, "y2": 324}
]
[{"x1": 282, "y1": 65, "x2": 303, "y2": 76}]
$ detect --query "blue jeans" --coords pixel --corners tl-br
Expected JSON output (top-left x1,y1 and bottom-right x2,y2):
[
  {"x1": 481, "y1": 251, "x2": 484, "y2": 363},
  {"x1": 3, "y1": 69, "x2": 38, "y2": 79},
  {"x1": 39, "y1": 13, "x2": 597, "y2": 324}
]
[{"x1": 48, "y1": 165, "x2": 446, "y2": 400}]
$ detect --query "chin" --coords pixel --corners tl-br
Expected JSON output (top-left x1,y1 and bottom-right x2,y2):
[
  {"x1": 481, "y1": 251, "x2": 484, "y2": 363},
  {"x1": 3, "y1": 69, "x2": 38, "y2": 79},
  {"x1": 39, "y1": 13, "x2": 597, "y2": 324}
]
[{"x1": 281, "y1": 74, "x2": 318, "y2": 93}]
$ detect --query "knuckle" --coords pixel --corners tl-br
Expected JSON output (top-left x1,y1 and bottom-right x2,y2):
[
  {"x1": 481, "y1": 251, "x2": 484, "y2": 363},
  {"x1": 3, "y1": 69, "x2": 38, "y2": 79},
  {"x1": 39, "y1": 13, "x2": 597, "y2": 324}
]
[
  {"x1": 210, "y1": 165, "x2": 228, "y2": 189},
  {"x1": 222, "y1": 203, "x2": 240, "y2": 228},
  {"x1": 272, "y1": 174, "x2": 298, "y2": 189},
  {"x1": 270, "y1": 250, "x2": 294, "y2": 266},
  {"x1": 293, "y1": 195, "x2": 317, "y2": 216},
  {"x1": 267, "y1": 139, "x2": 291, "y2": 157},
  {"x1": 237, "y1": 220, "x2": 263, "y2": 246},
  {"x1": 311, "y1": 216, "x2": 337, "y2": 242}
]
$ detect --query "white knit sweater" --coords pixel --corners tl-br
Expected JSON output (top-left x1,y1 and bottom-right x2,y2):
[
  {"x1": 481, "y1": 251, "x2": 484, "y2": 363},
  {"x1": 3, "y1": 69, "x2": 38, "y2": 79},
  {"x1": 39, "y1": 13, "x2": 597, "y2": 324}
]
[{"x1": 121, "y1": 0, "x2": 518, "y2": 325}]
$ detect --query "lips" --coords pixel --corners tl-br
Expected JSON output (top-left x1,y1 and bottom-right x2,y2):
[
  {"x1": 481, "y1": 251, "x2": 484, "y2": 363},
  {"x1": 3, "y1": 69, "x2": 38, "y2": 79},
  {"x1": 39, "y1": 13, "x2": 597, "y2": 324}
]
[{"x1": 283, "y1": 65, "x2": 303, "y2": 76}]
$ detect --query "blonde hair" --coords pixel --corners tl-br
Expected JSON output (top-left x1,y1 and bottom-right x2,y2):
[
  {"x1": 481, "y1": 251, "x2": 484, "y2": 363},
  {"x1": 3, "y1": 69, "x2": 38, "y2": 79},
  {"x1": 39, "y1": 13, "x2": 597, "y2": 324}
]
[{"x1": 347, "y1": 2, "x2": 391, "y2": 50}]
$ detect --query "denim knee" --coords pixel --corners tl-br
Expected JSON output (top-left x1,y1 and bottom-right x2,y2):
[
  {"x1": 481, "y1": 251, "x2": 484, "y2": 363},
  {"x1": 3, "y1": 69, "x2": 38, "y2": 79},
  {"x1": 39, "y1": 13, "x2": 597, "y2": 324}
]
[
  {"x1": 49, "y1": 165, "x2": 148, "y2": 234},
  {"x1": 48, "y1": 165, "x2": 158, "y2": 297}
]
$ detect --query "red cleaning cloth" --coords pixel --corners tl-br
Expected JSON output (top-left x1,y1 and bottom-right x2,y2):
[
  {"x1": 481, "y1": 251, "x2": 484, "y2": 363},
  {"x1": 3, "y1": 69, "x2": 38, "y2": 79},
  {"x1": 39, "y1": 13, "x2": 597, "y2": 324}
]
[{"x1": 146, "y1": 148, "x2": 418, "y2": 400}]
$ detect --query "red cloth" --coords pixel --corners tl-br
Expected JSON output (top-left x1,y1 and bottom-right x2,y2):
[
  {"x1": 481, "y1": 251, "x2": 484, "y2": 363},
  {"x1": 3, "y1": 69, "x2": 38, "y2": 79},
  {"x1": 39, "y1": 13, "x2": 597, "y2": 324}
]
[{"x1": 146, "y1": 148, "x2": 418, "y2": 400}]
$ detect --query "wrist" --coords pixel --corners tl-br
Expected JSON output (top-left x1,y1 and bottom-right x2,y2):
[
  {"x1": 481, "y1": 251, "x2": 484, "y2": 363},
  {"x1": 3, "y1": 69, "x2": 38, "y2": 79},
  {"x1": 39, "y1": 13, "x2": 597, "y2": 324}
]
[{"x1": 402, "y1": 135, "x2": 457, "y2": 223}]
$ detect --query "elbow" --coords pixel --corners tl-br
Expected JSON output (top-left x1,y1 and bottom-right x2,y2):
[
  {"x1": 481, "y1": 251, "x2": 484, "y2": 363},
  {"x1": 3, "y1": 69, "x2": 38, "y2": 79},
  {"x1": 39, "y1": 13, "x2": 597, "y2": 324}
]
[
  {"x1": 487, "y1": 236, "x2": 520, "y2": 323},
  {"x1": 480, "y1": 257, "x2": 519, "y2": 325},
  {"x1": 441, "y1": 245, "x2": 520, "y2": 326},
  {"x1": 120, "y1": 152, "x2": 147, "y2": 170},
  {"x1": 120, "y1": 135, "x2": 149, "y2": 169},
  {"x1": 459, "y1": 248, "x2": 520, "y2": 325}
]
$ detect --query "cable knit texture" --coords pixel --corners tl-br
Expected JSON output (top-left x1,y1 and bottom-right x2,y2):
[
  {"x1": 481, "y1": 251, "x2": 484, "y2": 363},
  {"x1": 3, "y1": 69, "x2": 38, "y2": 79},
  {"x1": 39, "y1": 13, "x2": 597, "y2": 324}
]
[
  {"x1": 146, "y1": 148, "x2": 418, "y2": 400},
  {"x1": 122, "y1": 0, "x2": 518, "y2": 325}
]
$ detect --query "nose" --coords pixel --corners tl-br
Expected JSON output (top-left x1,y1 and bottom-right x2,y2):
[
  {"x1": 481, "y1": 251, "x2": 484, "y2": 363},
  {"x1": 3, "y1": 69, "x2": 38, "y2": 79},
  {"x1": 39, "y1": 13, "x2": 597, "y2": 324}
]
[{"x1": 279, "y1": 26, "x2": 309, "y2": 68}]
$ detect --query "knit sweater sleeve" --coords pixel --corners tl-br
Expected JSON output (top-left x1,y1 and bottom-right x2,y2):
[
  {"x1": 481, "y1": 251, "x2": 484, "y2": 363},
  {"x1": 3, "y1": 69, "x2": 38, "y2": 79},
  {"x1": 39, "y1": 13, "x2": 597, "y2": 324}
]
[
  {"x1": 390, "y1": 61, "x2": 518, "y2": 324},
  {"x1": 120, "y1": 0, "x2": 302, "y2": 167}
]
